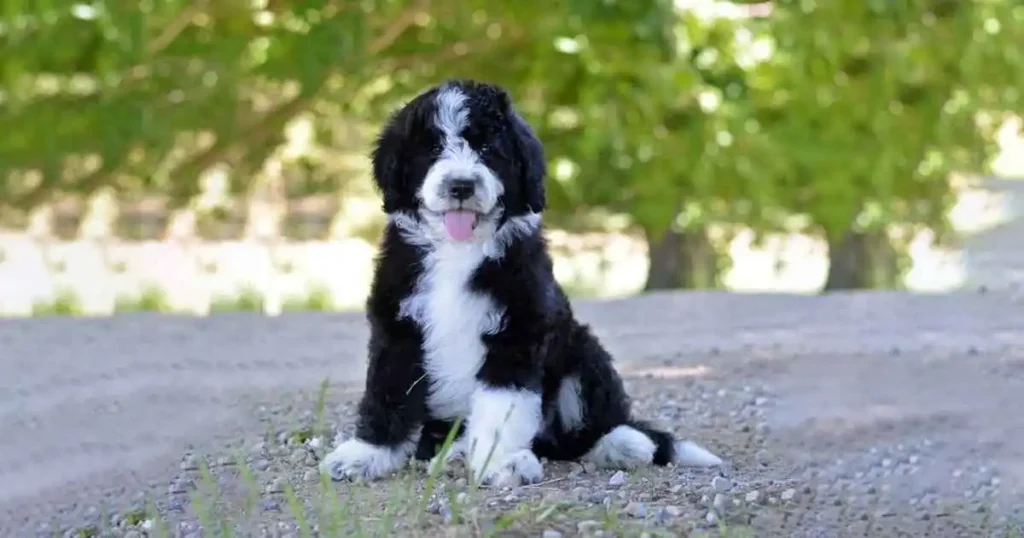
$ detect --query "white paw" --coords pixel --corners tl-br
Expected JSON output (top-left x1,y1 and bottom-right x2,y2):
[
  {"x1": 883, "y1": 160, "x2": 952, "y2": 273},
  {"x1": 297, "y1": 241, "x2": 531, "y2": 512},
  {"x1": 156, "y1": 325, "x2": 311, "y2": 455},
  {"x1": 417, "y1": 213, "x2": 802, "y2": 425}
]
[
  {"x1": 584, "y1": 425, "x2": 657, "y2": 469},
  {"x1": 319, "y1": 438, "x2": 408, "y2": 481},
  {"x1": 473, "y1": 449, "x2": 544, "y2": 488},
  {"x1": 429, "y1": 436, "x2": 467, "y2": 470}
]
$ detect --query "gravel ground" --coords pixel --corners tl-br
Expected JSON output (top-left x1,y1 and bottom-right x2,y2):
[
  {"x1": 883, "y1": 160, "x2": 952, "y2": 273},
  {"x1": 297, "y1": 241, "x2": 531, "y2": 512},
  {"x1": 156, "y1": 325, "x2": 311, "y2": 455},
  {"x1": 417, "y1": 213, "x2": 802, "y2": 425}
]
[{"x1": 3, "y1": 291, "x2": 1024, "y2": 537}]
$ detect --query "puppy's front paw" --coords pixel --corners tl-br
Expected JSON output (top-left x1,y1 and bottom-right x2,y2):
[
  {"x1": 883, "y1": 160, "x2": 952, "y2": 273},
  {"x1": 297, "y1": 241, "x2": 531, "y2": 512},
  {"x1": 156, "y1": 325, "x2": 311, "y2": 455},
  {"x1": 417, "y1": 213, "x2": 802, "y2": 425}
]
[
  {"x1": 320, "y1": 439, "x2": 407, "y2": 482},
  {"x1": 473, "y1": 449, "x2": 544, "y2": 488}
]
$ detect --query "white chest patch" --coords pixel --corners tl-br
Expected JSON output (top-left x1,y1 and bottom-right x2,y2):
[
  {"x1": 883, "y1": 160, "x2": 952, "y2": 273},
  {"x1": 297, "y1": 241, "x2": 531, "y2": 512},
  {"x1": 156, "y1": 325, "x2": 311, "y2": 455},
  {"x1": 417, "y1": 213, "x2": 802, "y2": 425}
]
[{"x1": 399, "y1": 242, "x2": 504, "y2": 419}]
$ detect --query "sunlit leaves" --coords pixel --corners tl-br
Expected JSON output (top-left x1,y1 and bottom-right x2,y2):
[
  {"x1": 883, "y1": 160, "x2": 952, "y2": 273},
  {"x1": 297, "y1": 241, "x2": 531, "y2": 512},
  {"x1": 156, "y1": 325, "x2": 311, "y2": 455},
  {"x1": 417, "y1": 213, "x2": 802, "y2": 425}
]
[
  {"x1": 1, "y1": 0, "x2": 1021, "y2": 268},
  {"x1": 745, "y1": 0, "x2": 1019, "y2": 246}
]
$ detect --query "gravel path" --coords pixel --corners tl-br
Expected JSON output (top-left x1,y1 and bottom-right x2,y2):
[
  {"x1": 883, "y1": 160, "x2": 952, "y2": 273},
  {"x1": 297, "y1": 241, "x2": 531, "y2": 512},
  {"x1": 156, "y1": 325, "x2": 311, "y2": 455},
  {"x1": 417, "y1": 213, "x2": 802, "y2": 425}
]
[{"x1": 3, "y1": 291, "x2": 1024, "y2": 536}]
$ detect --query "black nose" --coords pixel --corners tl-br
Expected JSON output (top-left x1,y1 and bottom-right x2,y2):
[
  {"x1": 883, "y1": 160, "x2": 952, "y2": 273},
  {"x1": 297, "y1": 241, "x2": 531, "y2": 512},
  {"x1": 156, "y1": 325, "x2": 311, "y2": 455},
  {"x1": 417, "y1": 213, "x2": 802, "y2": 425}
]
[{"x1": 447, "y1": 179, "x2": 475, "y2": 201}]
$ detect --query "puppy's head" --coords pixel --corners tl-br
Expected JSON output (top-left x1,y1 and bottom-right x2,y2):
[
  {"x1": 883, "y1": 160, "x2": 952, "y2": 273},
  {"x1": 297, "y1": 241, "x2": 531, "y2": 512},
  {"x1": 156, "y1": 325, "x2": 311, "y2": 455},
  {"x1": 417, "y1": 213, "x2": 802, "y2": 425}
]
[{"x1": 371, "y1": 79, "x2": 546, "y2": 243}]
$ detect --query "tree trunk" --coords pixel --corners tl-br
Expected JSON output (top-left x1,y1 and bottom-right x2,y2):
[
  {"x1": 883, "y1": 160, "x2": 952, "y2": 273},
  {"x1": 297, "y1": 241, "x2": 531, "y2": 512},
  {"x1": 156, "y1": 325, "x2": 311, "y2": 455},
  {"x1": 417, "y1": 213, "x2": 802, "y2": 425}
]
[
  {"x1": 869, "y1": 231, "x2": 901, "y2": 288},
  {"x1": 823, "y1": 229, "x2": 899, "y2": 291},
  {"x1": 643, "y1": 227, "x2": 719, "y2": 291}
]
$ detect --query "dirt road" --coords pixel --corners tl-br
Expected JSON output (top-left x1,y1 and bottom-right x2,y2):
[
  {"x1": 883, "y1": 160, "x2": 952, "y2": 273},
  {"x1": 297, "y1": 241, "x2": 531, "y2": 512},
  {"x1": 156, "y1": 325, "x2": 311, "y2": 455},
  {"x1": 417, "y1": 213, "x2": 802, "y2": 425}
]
[{"x1": 2, "y1": 291, "x2": 1023, "y2": 536}]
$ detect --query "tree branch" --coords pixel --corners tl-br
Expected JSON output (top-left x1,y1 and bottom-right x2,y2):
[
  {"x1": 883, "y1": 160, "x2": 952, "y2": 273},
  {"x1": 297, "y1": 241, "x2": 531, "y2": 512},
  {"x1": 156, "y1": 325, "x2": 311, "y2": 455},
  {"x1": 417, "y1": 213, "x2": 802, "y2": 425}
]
[
  {"x1": 366, "y1": 0, "x2": 430, "y2": 55},
  {"x1": 147, "y1": 1, "x2": 205, "y2": 55},
  {"x1": 162, "y1": 0, "x2": 433, "y2": 202},
  {"x1": 166, "y1": 91, "x2": 320, "y2": 204},
  {"x1": 16, "y1": 0, "x2": 436, "y2": 210},
  {"x1": 384, "y1": 35, "x2": 526, "y2": 72}
]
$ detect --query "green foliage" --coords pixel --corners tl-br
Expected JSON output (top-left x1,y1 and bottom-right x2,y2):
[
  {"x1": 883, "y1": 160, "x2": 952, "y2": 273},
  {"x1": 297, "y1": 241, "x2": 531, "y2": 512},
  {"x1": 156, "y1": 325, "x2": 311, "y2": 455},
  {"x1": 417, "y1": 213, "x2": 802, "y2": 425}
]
[
  {"x1": 282, "y1": 284, "x2": 335, "y2": 312},
  {"x1": 0, "y1": 0, "x2": 681, "y2": 209},
  {"x1": 114, "y1": 284, "x2": 172, "y2": 313},
  {"x1": 209, "y1": 285, "x2": 265, "y2": 313},
  {"x1": 753, "y1": 1, "x2": 1001, "y2": 242},
  {"x1": 31, "y1": 288, "x2": 83, "y2": 317},
  {"x1": 3, "y1": 0, "x2": 1023, "y2": 291}
]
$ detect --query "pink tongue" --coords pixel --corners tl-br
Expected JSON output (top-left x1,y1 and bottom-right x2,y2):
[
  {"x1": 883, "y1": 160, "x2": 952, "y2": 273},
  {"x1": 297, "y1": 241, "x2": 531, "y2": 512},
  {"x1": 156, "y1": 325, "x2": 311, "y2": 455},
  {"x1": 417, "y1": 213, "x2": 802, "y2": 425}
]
[{"x1": 443, "y1": 210, "x2": 477, "y2": 241}]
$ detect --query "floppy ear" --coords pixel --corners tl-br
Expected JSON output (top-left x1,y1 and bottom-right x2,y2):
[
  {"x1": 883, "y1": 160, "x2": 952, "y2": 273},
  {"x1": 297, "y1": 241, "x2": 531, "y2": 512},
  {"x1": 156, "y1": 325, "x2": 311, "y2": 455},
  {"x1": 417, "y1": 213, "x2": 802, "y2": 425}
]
[
  {"x1": 370, "y1": 92, "x2": 434, "y2": 213},
  {"x1": 510, "y1": 110, "x2": 547, "y2": 213},
  {"x1": 370, "y1": 126, "x2": 403, "y2": 214}
]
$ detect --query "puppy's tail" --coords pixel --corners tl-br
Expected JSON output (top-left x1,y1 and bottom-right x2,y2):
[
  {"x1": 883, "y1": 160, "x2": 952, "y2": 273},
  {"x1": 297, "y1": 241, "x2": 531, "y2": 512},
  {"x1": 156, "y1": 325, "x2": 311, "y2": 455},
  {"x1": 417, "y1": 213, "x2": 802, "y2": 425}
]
[{"x1": 629, "y1": 421, "x2": 723, "y2": 467}]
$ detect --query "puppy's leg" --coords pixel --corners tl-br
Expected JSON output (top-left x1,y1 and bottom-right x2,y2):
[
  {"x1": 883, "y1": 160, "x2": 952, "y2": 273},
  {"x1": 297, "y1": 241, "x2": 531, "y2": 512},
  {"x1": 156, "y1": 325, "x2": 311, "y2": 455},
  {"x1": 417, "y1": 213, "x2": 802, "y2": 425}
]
[
  {"x1": 584, "y1": 421, "x2": 722, "y2": 468},
  {"x1": 465, "y1": 383, "x2": 544, "y2": 487},
  {"x1": 321, "y1": 336, "x2": 427, "y2": 482},
  {"x1": 415, "y1": 419, "x2": 465, "y2": 461},
  {"x1": 416, "y1": 419, "x2": 469, "y2": 471},
  {"x1": 564, "y1": 325, "x2": 723, "y2": 469}
]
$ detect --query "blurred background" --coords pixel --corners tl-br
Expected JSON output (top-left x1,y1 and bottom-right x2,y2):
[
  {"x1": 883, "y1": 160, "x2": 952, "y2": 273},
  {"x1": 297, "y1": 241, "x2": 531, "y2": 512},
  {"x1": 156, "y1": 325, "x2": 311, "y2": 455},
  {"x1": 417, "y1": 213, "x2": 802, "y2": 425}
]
[{"x1": 1, "y1": 0, "x2": 1023, "y2": 317}]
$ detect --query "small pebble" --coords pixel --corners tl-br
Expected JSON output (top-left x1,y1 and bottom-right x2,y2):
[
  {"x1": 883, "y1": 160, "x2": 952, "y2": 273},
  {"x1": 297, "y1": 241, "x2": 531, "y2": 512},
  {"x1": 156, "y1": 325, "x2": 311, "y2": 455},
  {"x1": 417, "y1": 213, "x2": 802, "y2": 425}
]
[
  {"x1": 665, "y1": 505, "x2": 683, "y2": 517},
  {"x1": 712, "y1": 493, "x2": 728, "y2": 512},
  {"x1": 625, "y1": 502, "x2": 647, "y2": 518},
  {"x1": 712, "y1": 476, "x2": 732, "y2": 492},
  {"x1": 180, "y1": 454, "x2": 199, "y2": 471},
  {"x1": 745, "y1": 490, "x2": 761, "y2": 504},
  {"x1": 577, "y1": 520, "x2": 601, "y2": 534},
  {"x1": 542, "y1": 530, "x2": 564, "y2": 538},
  {"x1": 168, "y1": 480, "x2": 188, "y2": 494},
  {"x1": 303, "y1": 469, "x2": 319, "y2": 482},
  {"x1": 669, "y1": 484, "x2": 683, "y2": 494},
  {"x1": 705, "y1": 510, "x2": 718, "y2": 525},
  {"x1": 781, "y1": 488, "x2": 796, "y2": 501},
  {"x1": 266, "y1": 477, "x2": 286, "y2": 494},
  {"x1": 608, "y1": 471, "x2": 626, "y2": 487}
]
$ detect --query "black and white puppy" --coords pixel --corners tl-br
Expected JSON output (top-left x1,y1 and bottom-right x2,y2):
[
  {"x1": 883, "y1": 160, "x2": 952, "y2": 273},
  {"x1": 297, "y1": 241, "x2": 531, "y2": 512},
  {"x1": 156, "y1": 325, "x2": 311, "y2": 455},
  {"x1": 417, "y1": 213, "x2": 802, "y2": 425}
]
[{"x1": 321, "y1": 79, "x2": 722, "y2": 487}]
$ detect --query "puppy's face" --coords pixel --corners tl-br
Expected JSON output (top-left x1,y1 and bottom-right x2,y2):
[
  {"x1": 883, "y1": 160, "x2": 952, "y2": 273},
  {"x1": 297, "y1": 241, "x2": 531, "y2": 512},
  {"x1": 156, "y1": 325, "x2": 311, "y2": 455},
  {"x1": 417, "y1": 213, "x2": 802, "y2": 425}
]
[{"x1": 371, "y1": 79, "x2": 546, "y2": 243}]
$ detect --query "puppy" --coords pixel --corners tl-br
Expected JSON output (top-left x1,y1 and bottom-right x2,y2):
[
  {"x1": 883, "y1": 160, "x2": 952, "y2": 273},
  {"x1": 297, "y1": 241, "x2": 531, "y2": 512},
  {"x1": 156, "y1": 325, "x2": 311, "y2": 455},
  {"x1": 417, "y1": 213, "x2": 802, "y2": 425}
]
[{"x1": 321, "y1": 79, "x2": 722, "y2": 487}]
